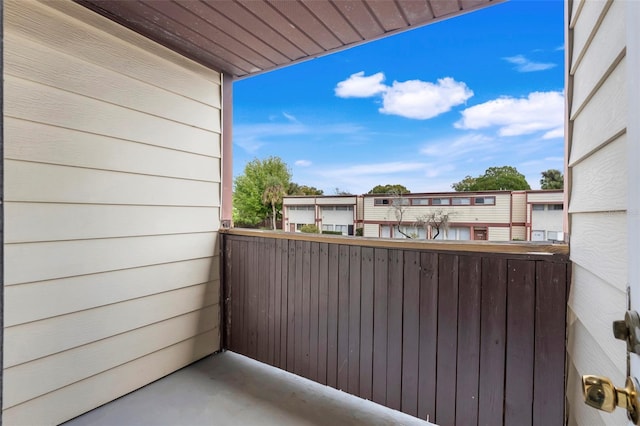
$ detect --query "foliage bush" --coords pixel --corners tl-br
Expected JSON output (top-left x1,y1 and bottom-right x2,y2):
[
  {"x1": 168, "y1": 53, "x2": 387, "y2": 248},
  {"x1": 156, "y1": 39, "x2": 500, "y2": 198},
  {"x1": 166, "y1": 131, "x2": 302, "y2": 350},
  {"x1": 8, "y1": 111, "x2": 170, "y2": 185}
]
[
  {"x1": 300, "y1": 224, "x2": 320, "y2": 233},
  {"x1": 321, "y1": 230, "x2": 343, "y2": 235},
  {"x1": 355, "y1": 228, "x2": 364, "y2": 236}
]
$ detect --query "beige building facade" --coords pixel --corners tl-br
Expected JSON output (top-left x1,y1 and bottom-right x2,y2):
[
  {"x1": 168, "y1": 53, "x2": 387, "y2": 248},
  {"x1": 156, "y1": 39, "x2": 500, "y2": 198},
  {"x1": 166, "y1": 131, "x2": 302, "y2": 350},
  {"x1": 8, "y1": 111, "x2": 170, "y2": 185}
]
[
  {"x1": 363, "y1": 190, "x2": 563, "y2": 242},
  {"x1": 285, "y1": 191, "x2": 563, "y2": 242},
  {"x1": 283, "y1": 196, "x2": 361, "y2": 235}
]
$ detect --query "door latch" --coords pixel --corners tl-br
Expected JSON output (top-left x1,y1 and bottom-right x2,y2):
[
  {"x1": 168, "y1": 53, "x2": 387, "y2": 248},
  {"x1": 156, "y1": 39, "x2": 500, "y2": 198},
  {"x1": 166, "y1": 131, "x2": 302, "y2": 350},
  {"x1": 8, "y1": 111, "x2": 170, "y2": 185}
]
[
  {"x1": 613, "y1": 310, "x2": 640, "y2": 354},
  {"x1": 582, "y1": 375, "x2": 640, "y2": 423}
]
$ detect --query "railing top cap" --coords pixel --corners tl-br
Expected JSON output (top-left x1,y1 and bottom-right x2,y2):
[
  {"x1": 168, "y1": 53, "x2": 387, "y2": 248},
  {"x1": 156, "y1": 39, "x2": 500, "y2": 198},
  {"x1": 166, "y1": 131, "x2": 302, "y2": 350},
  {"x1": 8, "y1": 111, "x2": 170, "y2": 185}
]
[{"x1": 221, "y1": 228, "x2": 569, "y2": 257}]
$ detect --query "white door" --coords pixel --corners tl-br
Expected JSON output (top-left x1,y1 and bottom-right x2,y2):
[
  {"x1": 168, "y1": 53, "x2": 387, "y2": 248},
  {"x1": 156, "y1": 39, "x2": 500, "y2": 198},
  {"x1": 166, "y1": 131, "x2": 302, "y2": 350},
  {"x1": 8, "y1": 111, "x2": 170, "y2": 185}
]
[{"x1": 628, "y1": 3, "x2": 640, "y2": 420}]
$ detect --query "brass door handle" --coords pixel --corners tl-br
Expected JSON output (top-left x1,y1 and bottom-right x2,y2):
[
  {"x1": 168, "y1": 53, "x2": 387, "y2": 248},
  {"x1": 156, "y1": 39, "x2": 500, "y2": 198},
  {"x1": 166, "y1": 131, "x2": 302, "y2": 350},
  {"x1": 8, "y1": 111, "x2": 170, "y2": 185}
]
[{"x1": 582, "y1": 375, "x2": 640, "y2": 423}]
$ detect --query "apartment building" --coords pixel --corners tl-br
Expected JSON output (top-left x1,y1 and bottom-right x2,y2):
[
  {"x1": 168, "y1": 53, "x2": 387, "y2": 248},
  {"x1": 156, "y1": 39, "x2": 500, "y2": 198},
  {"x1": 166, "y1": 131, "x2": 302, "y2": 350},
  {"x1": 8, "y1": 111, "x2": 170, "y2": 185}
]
[
  {"x1": 364, "y1": 190, "x2": 563, "y2": 241},
  {"x1": 284, "y1": 190, "x2": 563, "y2": 242},
  {"x1": 283, "y1": 195, "x2": 363, "y2": 236}
]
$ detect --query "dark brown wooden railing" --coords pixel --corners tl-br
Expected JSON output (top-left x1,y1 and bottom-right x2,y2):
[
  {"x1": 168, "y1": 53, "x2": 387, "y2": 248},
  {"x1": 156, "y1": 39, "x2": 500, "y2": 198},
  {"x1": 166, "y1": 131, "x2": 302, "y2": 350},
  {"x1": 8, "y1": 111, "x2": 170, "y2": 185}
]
[{"x1": 221, "y1": 230, "x2": 570, "y2": 426}]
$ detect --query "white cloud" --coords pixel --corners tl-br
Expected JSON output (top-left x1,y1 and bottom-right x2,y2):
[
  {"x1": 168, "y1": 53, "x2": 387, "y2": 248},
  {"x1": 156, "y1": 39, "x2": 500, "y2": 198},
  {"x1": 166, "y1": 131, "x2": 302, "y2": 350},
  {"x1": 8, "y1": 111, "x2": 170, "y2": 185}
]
[
  {"x1": 555, "y1": 44, "x2": 565, "y2": 51},
  {"x1": 295, "y1": 160, "x2": 312, "y2": 167},
  {"x1": 455, "y1": 91, "x2": 564, "y2": 137},
  {"x1": 322, "y1": 161, "x2": 427, "y2": 177},
  {"x1": 283, "y1": 112, "x2": 299, "y2": 123},
  {"x1": 315, "y1": 161, "x2": 428, "y2": 194},
  {"x1": 234, "y1": 120, "x2": 364, "y2": 153},
  {"x1": 420, "y1": 133, "x2": 495, "y2": 158},
  {"x1": 379, "y1": 77, "x2": 473, "y2": 119},
  {"x1": 503, "y1": 54, "x2": 556, "y2": 72},
  {"x1": 335, "y1": 71, "x2": 386, "y2": 98},
  {"x1": 335, "y1": 73, "x2": 473, "y2": 120},
  {"x1": 543, "y1": 127, "x2": 564, "y2": 139}
]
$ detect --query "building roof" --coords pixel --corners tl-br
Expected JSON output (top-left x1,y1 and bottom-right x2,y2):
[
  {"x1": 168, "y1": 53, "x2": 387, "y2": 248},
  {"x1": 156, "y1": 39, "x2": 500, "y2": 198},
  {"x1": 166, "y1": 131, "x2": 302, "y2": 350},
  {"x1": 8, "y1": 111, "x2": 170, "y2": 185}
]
[{"x1": 78, "y1": 0, "x2": 503, "y2": 79}]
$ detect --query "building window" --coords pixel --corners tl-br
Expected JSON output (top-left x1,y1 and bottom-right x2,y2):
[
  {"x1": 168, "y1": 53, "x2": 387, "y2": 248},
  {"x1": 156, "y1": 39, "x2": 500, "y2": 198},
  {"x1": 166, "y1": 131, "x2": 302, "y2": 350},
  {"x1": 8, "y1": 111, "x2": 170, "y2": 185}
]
[
  {"x1": 432, "y1": 198, "x2": 450, "y2": 205},
  {"x1": 393, "y1": 225, "x2": 426, "y2": 239},
  {"x1": 391, "y1": 198, "x2": 410, "y2": 206},
  {"x1": 322, "y1": 206, "x2": 335, "y2": 211},
  {"x1": 549, "y1": 204, "x2": 563, "y2": 210},
  {"x1": 335, "y1": 225, "x2": 348, "y2": 235},
  {"x1": 374, "y1": 198, "x2": 390, "y2": 206},
  {"x1": 411, "y1": 198, "x2": 429, "y2": 205},
  {"x1": 474, "y1": 196, "x2": 495, "y2": 205},
  {"x1": 335, "y1": 205, "x2": 353, "y2": 211},
  {"x1": 380, "y1": 225, "x2": 391, "y2": 238},
  {"x1": 532, "y1": 204, "x2": 545, "y2": 211},
  {"x1": 290, "y1": 205, "x2": 314, "y2": 211},
  {"x1": 452, "y1": 197, "x2": 471, "y2": 205},
  {"x1": 322, "y1": 224, "x2": 333, "y2": 231},
  {"x1": 547, "y1": 231, "x2": 563, "y2": 241}
]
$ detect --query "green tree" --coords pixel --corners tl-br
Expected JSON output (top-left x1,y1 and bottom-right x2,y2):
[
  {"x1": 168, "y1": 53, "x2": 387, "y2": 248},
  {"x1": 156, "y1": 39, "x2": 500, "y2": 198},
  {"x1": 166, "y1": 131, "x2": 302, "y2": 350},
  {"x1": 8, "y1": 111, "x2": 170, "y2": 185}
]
[
  {"x1": 333, "y1": 187, "x2": 353, "y2": 195},
  {"x1": 540, "y1": 169, "x2": 564, "y2": 189},
  {"x1": 367, "y1": 184, "x2": 410, "y2": 194},
  {"x1": 233, "y1": 156, "x2": 291, "y2": 227},
  {"x1": 288, "y1": 182, "x2": 324, "y2": 195},
  {"x1": 262, "y1": 176, "x2": 287, "y2": 230},
  {"x1": 452, "y1": 166, "x2": 530, "y2": 191}
]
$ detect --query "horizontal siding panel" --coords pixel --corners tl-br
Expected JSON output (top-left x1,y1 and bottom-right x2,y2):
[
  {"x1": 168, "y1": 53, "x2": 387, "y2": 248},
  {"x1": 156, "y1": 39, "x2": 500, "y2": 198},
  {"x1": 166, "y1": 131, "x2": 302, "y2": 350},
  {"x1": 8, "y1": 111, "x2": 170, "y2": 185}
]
[
  {"x1": 3, "y1": 329, "x2": 218, "y2": 426},
  {"x1": 316, "y1": 197, "x2": 357, "y2": 205},
  {"x1": 5, "y1": 33, "x2": 221, "y2": 132},
  {"x1": 5, "y1": 232, "x2": 218, "y2": 285},
  {"x1": 526, "y1": 192, "x2": 563, "y2": 203},
  {"x1": 4, "y1": 282, "x2": 219, "y2": 368},
  {"x1": 488, "y1": 227, "x2": 509, "y2": 241},
  {"x1": 363, "y1": 223, "x2": 379, "y2": 237},
  {"x1": 570, "y1": 212, "x2": 626, "y2": 290},
  {"x1": 570, "y1": 0, "x2": 625, "y2": 114},
  {"x1": 567, "y1": 320, "x2": 627, "y2": 425},
  {"x1": 570, "y1": 0, "x2": 610, "y2": 71},
  {"x1": 6, "y1": 76, "x2": 220, "y2": 157},
  {"x1": 569, "y1": 58, "x2": 627, "y2": 163},
  {"x1": 5, "y1": 0, "x2": 221, "y2": 104},
  {"x1": 5, "y1": 161, "x2": 220, "y2": 206},
  {"x1": 568, "y1": 265, "x2": 626, "y2": 369},
  {"x1": 4, "y1": 305, "x2": 219, "y2": 409},
  {"x1": 569, "y1": 134, "x2": 626, "y2": 213},
  {"x1": 5, "y1": 203, "x2": 220, "y2": 243},
  {"x1": 511, "y1": 193, "x2": 526, "y2": 222},
  {"x1": 569, "y1": 0, "x2": 584, "y2": 28},
  {"x1": 5, "y1": 118, "x2": 220, "y2": 182},
  {"x1": 511, "y1": 226, "x2": 525, "y2": 240},
  {"x1": 5, "y1": 257, "x2": 219, "y2": 327}
]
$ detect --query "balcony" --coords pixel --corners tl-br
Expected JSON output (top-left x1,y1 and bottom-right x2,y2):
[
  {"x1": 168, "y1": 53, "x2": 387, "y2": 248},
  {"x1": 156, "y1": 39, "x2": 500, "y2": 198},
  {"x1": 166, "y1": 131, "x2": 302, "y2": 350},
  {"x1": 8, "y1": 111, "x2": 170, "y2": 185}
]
[
  {"x1": 219, "y1": 229, "x2": 570, "y2": 425},
  {"x1": 47, "y1": 228, "x2": 569, "y2": 426}
]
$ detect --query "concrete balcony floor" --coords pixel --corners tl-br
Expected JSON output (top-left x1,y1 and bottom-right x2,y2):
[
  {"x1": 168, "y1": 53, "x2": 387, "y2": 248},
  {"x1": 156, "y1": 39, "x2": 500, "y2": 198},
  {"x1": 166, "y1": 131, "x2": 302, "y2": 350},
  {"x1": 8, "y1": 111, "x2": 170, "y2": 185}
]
[{"x1": 64, "y1": 351, "x2": 434, "y2": 426}]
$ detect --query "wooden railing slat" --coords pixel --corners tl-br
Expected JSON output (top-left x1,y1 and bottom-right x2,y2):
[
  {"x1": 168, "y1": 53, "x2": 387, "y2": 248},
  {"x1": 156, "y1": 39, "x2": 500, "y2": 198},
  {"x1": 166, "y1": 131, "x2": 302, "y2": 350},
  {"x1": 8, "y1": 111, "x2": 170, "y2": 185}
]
[{"x1": 221, "y1": 233, "x2": 569, "y2": 426}]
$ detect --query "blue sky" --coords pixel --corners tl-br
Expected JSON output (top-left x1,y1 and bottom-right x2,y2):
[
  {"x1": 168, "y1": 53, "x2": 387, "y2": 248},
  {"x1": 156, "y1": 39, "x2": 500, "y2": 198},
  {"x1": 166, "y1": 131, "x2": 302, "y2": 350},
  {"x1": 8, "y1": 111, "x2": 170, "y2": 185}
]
[{"x1": 233, "y1": 0, "x2": 565, "y2": 195}]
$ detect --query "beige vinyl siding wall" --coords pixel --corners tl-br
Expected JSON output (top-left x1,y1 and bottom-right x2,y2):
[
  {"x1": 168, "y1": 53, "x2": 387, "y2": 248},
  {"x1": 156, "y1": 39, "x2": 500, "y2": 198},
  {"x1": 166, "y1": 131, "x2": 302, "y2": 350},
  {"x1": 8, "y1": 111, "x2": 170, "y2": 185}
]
[
  {"x1": 566, "y1": 1, "x2": 627, "y2": 424},
  {"x1": 363, "y1": 223, "x2": 380, "y2": 237},
  {"x1": 511, "y1": 226, "x2": 526, "y2": 241},
  {"x1": 527, "y1": 190, "x2": 564, "y2": 203},
  {"x1": 3, "y1": 1, "x2": 222, "y2": 424},
  {"x1": 511, "y1": 192, "x2": 527, "y2": 223},
  {"x1": 316, "y1": 196, "x2": 357, "y2": 205},
  {"x1": 487, "y1": 227, "x2": 510, "y2": 241}
]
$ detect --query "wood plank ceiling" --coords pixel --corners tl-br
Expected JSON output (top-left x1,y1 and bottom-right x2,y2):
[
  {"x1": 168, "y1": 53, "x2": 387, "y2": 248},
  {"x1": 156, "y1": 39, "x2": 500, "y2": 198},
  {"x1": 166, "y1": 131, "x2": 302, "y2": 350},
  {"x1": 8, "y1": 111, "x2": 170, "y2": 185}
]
[{"x1": 77, "y1": 0, "x2": 503, "y2": 79}]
